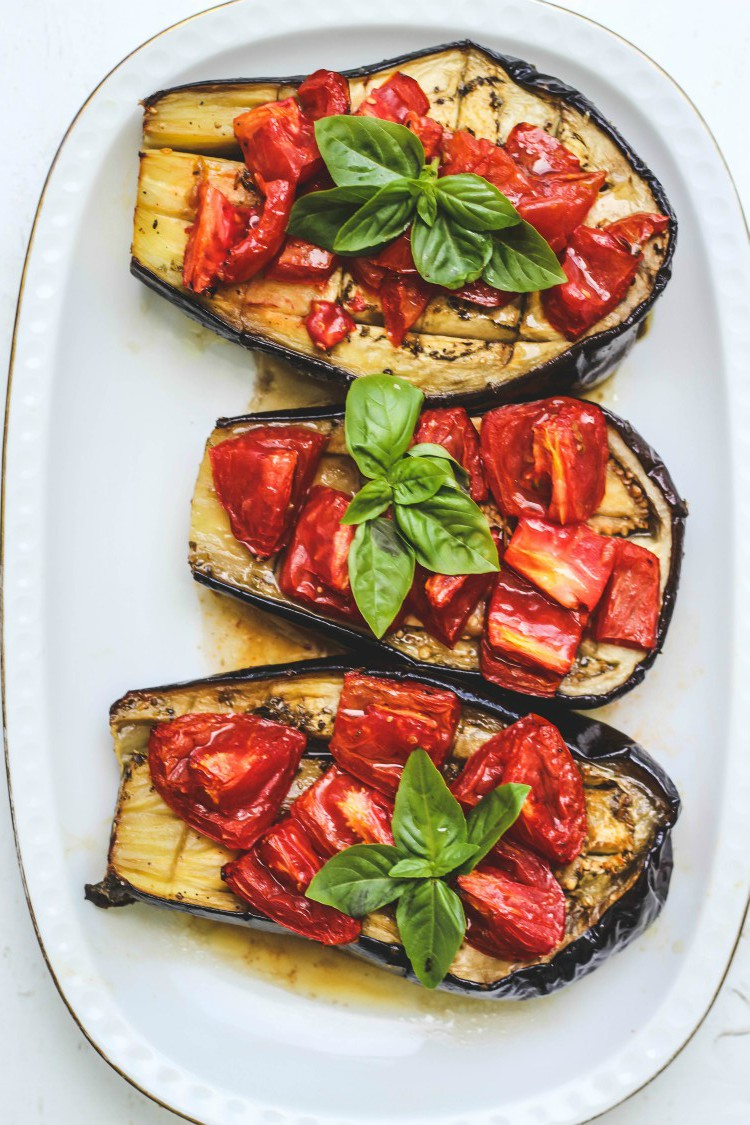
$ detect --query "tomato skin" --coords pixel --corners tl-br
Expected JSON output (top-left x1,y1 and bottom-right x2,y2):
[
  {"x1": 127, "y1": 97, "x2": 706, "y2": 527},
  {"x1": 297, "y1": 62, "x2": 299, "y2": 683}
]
[
  {"x1": 329, "y1": 672, "x2": 460, "y2": 795},
  {"x1": 480, "y1": 397, "x2": 608, "y2": 524},
  {"x1": 407, "y1": 565, "x2": 494, "y2": 649},
  {"x1": 404, "y1": 111, "x2": 443, "y2": 159},
  {"x1": 278, "y1": 485, "x2": 362, "y2": 623},
  {"x1": 267, "y1": 237, "x2": 338, "y2": 282},
  {"x1": 148, "y1": 713, "x2": 306, "y2": 851},
  {"x1": 380, "y1": 273, "x2": 433, "y2": 346},
  {"x1": 505, "y1": 518, "x2": 615, "y2": 611},
  {"x1": 305, "y1": 300, "x2": 356, "y2": 350},
  {"x1": 209, "y1": 425, "x2": 327, "y2": 558},
  {"x1": 220, "y1": 179, "x2": 295, "y2": 285},
  {"x1": 291, "y1": 765, "x2": 394, "y2": 856},
  {"x1": 182, "y1": 181, "x2": 249, "y2": 294},
  {"x1": 440, "y1": 130, "x2": 532, "y2": 203},
  {"x1": 516, "y1": 171, "x2": 606, "y2": 254},
  {"x1": 484, "y1": 564, "x2": 586, "y2": 677},
  {"x1": 257, "y1": 817, "x2": 325, "y2": 892},
  {"x1": 233, "y1": 97, "x2": 320, "y2": 185},
  {"x1": 592, "y1": 539, "x2": 661, "y2": 650},
  {"x1": 355, "y1": 72, "x2": 430, "y2": 123},
  {"x1": 504, "y1": 123, "x2": 583, "y2": 176},
  {"x1": 452, "y1": 713, "x2": 587, "y2": 865},
  {"x1": 296, "y1": 69, "x2": 351, "y2": 120},
  {"x1": 458, "y1": 840, "x2": 566, "y2": 959},
  {"x1": 479, "y1": 635, "x2": 563, "y2": 697},
  {"x1": 351, "y1": 257, "x2": 387, "y2": 293},
  {"x1": 370, "y1": 232, "x2": 417, "y2": 274},
  {"x1": 223, "y1": 849, "x2": 361, "y2": 945},
  {"x1": 414, "y1": 407, "x2": 488, "y2": 502},
  {"x1": 607, "y1": 212, "x2": 669, "y2": 253},
  {"x1": 450, "y1": 279, "x2": 516, "y2": 309}
]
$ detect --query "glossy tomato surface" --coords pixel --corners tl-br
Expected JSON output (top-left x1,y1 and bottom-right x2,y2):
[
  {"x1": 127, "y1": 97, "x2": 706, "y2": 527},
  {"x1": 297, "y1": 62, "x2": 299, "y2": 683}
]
[
  {"x1": 291, "y1": 765, "x2": 394, "y2": 855},
  {"x1": 484, "y1": 566, "x2": 586, "y2": 677},
  {"x1": 505, "y1": 518, "x2": 616, "y2": 610},
  {"x1": 408, "y1": 567, "x2": 493, "y2": 649},
  {"x1": 305, "y1": 300, "x2": 356, "y2": 349},
  {"x1": 182, "y1": 181, "x2": 248, "y2": 294},
  {"x1": 593, "y1": 539, "x2": 661, "y2": 649},
  {"x1": 414, "y1": 407, "x2": 488, "y2": 502},
  {"x1": 355, "y1": 71, "x2": 429, "y2": 123},
  {"x1": 257, "y1": 817, "x2": 325, "y2": 892}
]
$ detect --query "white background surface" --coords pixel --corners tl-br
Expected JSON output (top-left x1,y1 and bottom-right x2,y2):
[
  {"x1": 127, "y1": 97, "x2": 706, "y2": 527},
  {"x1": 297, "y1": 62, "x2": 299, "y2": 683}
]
[{"x1": 1, "y1": 1, "x2": 749, "y2": 1122}]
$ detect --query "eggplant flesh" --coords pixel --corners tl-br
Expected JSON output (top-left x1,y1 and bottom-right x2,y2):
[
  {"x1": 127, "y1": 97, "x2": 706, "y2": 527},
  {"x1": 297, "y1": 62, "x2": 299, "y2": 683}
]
[
  {"x1": 189, "y1": 406, "x2": 686, "y2": 708},
  {"x1": 86, "y1": 659, "x2": 679, "y2": 999},
  {"x1": 131, "y1": 41, "x2": 675, "y2": 408}
]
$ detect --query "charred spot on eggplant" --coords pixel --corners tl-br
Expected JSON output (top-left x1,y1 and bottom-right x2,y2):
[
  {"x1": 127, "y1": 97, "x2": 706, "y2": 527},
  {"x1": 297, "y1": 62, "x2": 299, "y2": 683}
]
[
  {"x1": 131, "y1": 41, "x2": 675, "y2": 408},
  {"x1": 87, "y1": 658, "x2": 679, "y2": 998},
  {"x1": 188, "y1": 404, "x2": 686, "y2": 708}
]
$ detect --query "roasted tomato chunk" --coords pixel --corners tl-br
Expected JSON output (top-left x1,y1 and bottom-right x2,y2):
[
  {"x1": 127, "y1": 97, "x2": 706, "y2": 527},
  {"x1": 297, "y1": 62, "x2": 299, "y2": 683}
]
[
  {"x1": 504, "y1": 123, "x2": 582, "y2": 176},
  {"x1": 479, "y1": 635, "x2": 564, "y2": 698},
  {"x1": 305, "y1": 300, "x2": 356, "y2": 349},
  {"x1": 458, "y1": 840, "x2": 566, "y2": 959},
  {"x1": 380, "y1": 273, "x2": 433, "y2": 347},
  {"x1": 220, "y1": 179, "x2": 295, "y2": 285},
  {"x1": 291, "y1": 765, "x2": 394, "y2": 856},
  {"x1": 408, "y1": 565, "x2": 494, "y2": 649},
  {"x1": 370, "y1": 232, "x2": 417, "y2": 273},
  {"x1": 278, "y1": 485, "x2": 362, "y2": 622},
  {"x1": 484, "y1": 565, "x2": 586, "y2": 677},
  {"x1": 148, "y1": 713, "x2": 306, "y2": 850},
  {"x1": 257, "y1": 817, "x2": 324, "y2": 892},
  {"x1": 481, "y1": 398, "x2": 608, "y2": 524},
  {"x1": 505, "y1": 518, "x2": 615, "y2": 611},
  {"x1": 516, "y1": 171, "x2": 606, "y2": 254},
  {"x1": 404, "y1": 111, "x2": 443, "y2": 159},
  {"x1": 210, "y1": 425, "x2": 327, "y2": 558},
  {"x1": 296, "y1": 69, "x2": 350, "y2": 120},
  {"x1": 450, "y1": 279, "x2": 516, "y2": 309},
  {"x1": 233, "y1": 97, "x2": 320, "y2": 185},
  {"x1": 223, "y1": 849, "x2": 360, "y2": 945},
  {"x1": 441, "y1": 130, "x2": 532, "y2": 203},
  {"x1": 414, "y1": 406, "x2": 488, "y2": 502},
  {"x1": 355, "y1": 72, "x2": 430, "y2": 123},
  {"x1": 183, "y1": 181, "x2": 249, "y2": 294},
  {"x1": 593, "y1": 539, "x2": 661, "y2": 649},
  {"x1": 329, "y1": 672, "x2": 460, "y2": 795},
  {"x1": 267, "y1": 237, "x2": 338, "y2": 282},
  {"x1": 542, "y1": 213, "x2": 668, "y2": 339},
  {"x1": 452, "y1": 713, "x2": 586, "y2": 864}
]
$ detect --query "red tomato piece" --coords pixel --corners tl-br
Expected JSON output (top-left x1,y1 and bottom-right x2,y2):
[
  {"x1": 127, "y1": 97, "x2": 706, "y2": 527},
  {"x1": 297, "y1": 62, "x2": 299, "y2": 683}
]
[
  {"x1": 450, "y1": 279, "x2": 517, "y2": 309},
  {"x1": 305, "y1": 300, "x2": 356, "y2": 350},
  {"x1": 219, "y1": 179, "x2": 295, "y2": 285},
  {"x1": 182, "y1": 181, "x2": 249, "y2": 294},
  {"x1": 329, "y1": 672, "x2": 460, "y2": 795},
  {"x1": 223, "y1": 849, "x2": 361, "y2": 945},
  {"x1": 440, "y1": 130, "x2": 532, "y2": 204},
  {"x1": 407, "y1": 565, "x2": 493, "y2": 649},
  {"x1": 480, "y1": 397, "x2": 608, "y2": 524},
  {"x1": 267, "y1": 237, "x2": 338, "y2": 282},
  {"x1": 296, "y1": 69, "x2": 351, "y2": 120},
  {"x1": 380, "y1": 273, "x2": 433, "y2": 346},
  {"x1": 291, "y1": 765, "x2": 394, "y2": 856},
  {"x1": 592, "y1": 539, "x2": 661, "y2": 650},
  {"x1": 452, "y1": 713, "x2": 587, "y2": 864},
  {"x1": 403, "y1": 111, "x2": 444, "y2": 159},
  {"x1": 516, "y1": 171, "x2": 606, "y2": 254},
  {"x1": 257, "y1": 818, "x2": 325, "y2": 892},
  {"x1": 148, "y1": 713, "x2": 306, "y2": 850},
  {"x1": 370, "y1": 232, "x2": 417, "y2": 274},
  {"x1": 209, "y1": 425, "x2": 327, "y2": 558},
  {"x1": 355, "y1": 72, "x2": 430, "y2": 123},
  {"x1": 350, "y1": 257, "x2": 386, "y2": 293},
  {"x1": 484, "y1": 565, "x2": 586, "y2": 677},
  {"x1": 458, "y1": 840, "x2": 566, "y2": 959},
  {"x1": 277, "y1": 485, "x2": 362, "y2": 623},
  {"x1": 504, "y1": 123, "x2": 583, "y2": 176},
  {"x1": 505, "y1": 518, "x2": 615, "y2": 611},
  {"x1": 413, "y1": 407, "x2": 488, "y2": 502},
  {"x1": 233, "y1": 97, "x2": 321, "y2": 184},
  {"x1": 607, "y1": 212, "x2": 670, "y2": 253},
  {"x1": 479, "y1": 635, "x2": 563, "y2": 697}
]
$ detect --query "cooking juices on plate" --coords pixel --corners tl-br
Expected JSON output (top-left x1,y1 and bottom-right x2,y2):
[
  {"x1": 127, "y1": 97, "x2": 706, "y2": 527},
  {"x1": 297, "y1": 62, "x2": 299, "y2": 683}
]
[
  {"x1": 87, "y1": 661, "x2": 679, "y2": 997},
  {"x1": 132, "y1": 41, "x2": 674, "y2": 405},
  {"x1": 190, "y1": 375, "x2": 686, "y2": 706}
]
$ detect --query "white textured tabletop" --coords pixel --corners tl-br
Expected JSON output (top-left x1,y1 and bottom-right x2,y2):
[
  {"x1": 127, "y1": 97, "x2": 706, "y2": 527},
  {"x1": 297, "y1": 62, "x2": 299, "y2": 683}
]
[{"x1": 1, "y1": 1, "x2": 748, "y2": 1121}]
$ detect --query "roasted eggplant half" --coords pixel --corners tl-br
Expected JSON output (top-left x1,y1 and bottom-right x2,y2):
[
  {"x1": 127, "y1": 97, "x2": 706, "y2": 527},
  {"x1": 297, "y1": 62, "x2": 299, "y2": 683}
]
[
  {"x1": 132, "y1": 41, "x2": 675, "y2": 408},
  {"x1": 86, "y1": 658, "x2": 679, "y2": 999},
  {"x1": 189, "y1": 402, "x2": 686, "y2": 708}
]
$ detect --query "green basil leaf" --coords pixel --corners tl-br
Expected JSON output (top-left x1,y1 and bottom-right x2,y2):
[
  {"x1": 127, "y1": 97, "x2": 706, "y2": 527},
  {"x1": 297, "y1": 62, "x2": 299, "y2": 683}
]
[
  {"x1": 315, "y1": 115, "x2": 425, "y2": 188},
  {"x1": 394, "y1": 485, "x2": 499, "y2": 574},
  {"x1": 455, "y1": 783, "x2": 531, "y2": 875},
  {"x1": 392, "y1": 749, "x2": 468, "y2": 864},
  {"x1": 396, "y1": 878, "x2": 466, "y2": 989},
  {"x1": 306, "y1": 843, "x2": 405, "y2": 916},
  {"x1": 390, "y1": 842, "x2": 478, "y2": 880},
  {"x1": 411, "y1": 213, "x2": 492, "y2": 288},
  {"x1": 483, "y1": 220, "x2": 567, "y2": 292},
  {"x1": 436, "y1": 174, "x2": 520, "y2": 232},
  {"x1": 287, "y1": 185, "x2": 376, "y2": 251},
  {"x1": 349, "y1": 518, "x2": 415, "y2": 638},
  {"x1": 340, "y1": 478, "x2": 393, "y2": 526},
  {"x1": 333, "y1": 180, "x2": 416, "y2": 255},
  {"x1": 416, "y1": 189, "x2": 437, "y2": 227},
  {"x1": 389, "y1": 857, "x2": 434, "y2": 879},
  {"x1": 345, "y1": 373, "x2": 424, "y2": 477},
  {"x1": 388, "y1": 455, "x2": 453, "y2": 506},
  {"x1": 406, "y1": 443, "x2": 471, "y2": 490}
]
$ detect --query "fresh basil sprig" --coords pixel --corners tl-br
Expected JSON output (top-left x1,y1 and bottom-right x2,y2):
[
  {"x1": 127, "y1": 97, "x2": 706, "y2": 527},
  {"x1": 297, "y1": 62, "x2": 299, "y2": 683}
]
[
  {"x1": 307, "y1": 748, "x2": 530, "y2": 989},
  {"x1": 287, "y1": 115, "x2": 566, "y2": 292},
  {"x1": 340, "y1": 375, "x2": 499, "y2": 637}
]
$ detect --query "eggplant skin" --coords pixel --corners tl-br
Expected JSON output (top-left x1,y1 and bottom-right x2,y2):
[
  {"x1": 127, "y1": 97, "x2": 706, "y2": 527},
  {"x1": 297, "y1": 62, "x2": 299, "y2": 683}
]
[
  {"x1": 86, "y1": 657, "x2": 680, "y2": 1000},
  {"x1": 132, "y1": 40, "x2": 676, "y2": 410},
  {"x1": 190, "y1": 404, "x2": 687, "y2": 709}
]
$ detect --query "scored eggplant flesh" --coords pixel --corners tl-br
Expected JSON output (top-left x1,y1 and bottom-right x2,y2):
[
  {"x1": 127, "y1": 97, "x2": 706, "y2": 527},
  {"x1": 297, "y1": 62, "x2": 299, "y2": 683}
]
[
  {"x1": 87, "y1": 661, "x2": 679, "y2": 997},
  {"x1": 131, "y1": 42, "x2": 675, "y2": 406},
  {"x1": 188, "y1": 407, "x2": 686, "y2": 707}
]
